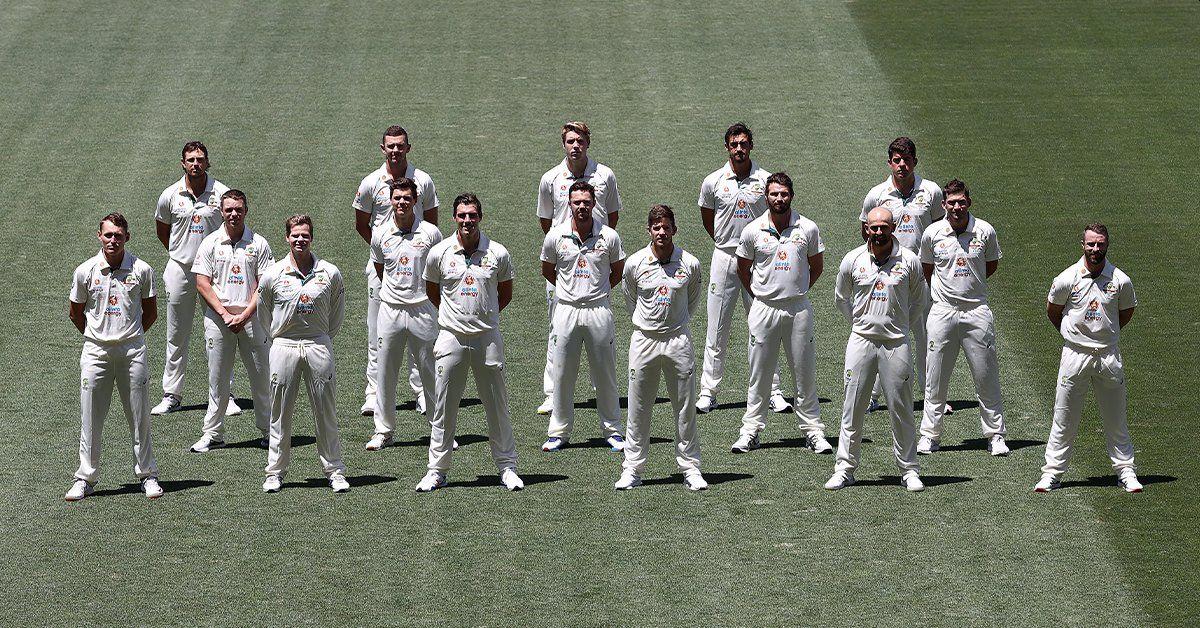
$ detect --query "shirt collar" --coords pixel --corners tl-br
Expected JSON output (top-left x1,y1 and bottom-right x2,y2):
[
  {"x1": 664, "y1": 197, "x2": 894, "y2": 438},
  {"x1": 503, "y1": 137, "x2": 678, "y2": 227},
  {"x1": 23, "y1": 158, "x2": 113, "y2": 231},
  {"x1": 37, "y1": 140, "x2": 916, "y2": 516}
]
[
  {"x1": 721, "y1": 160, "x2": 761, "y2": 180},
  {"x1": 377, "y1": 162, "x2": 416, "y2": 183},
  {"x1": 864, "y1": 238, "x2": 904, "y2": 266},
  {"x1": 883, "y1": 173, "x2": 925, "y2": 199},
  {"x1": 1076, "y1": 257, "x2": 1114, "y2": 279},
  {"x1": 561, "y1": 220, "x2": 601, "y2": 243},
  {"x1": 177, "y1": 175, "x2": 215, "y2": 199},
  {"x1": 389, "y1": 212, "x2": 423, "y2": 235},
  {"x1": 560, "y1": 157, "x2": 597, "y2": 179},
  {"x1": 451, "y1": 233, "x2": 490, "y2": 255},
  {"x1": 97, "y1": 251, "x2": 134, "y2": 271},
  {"x1": 283, "y1": 253, "x2": 323, "y2": 278},
  {"x1": 649, "y1": 245, "x2": 682, "y2": 265},
  {"x1": 217, "y1": 226, "x2": 255, "y2": 245}
]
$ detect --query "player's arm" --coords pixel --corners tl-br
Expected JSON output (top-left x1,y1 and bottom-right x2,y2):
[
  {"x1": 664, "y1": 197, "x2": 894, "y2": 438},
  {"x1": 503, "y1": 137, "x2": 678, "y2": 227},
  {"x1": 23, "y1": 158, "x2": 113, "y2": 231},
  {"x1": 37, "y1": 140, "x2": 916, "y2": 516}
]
[
  {"x1": 540, "y1": 218, "x2": 552, "y2": 234},
  {"x1": 1118, "y1": 307, "x2": 1135, "y2": 328},
  {"x1": 906, "y1": 260, "x2": 925, "y2": 331},
  {"x1": 686, "y1": 260, "x2": 703, "y2": 314},
  {"x1": 608, "y1": 259, "x2": 625, "y2": 289},
  {"x1": 426, "y1": 281, "x2": 440, "y2": 308},
  {"x1": 424, "y1": 206, "x2": 438, "y2": 226},
  {"x1": 498, "y1": 279, "x2": 513, "y2": 312},
  {"x1": 620, "y1": 262, "x2": 637, "y2": 316},
  {"x1": 807, "y1": 252, "x2": 824, "y2": 289},
  {"x1": 922, "y1": 263, "x2": 934, "y2": 284},
  {"x1": 1046, "y1": 302, "x2": 1065, "y2": 330},
  {"x1": 607, "y1": 211, "x2": 619, "y2": 228},
  {"x1": 374, "y1": 262, "x2": 385, "y2": 281},
  {"x1": 354, "y1": 210, "x2": 373, "y2": 245},
  {"x1": 985, "y1": 260, "x2": 999, "y2": 277},
  {"x1": 537, "y1": 175, "x2": 554, "y2": 234},
  {"x1": 196, "y1": 274, "x2": 237, "y2": 328},
  {"x1": 327, "y1": 272, "x2": 346, "y2": 337},
  {"x1": 155, "y1": 220, "x2": 171, "y2": 250},
  {"x1": 141, "y1": 296, "x2": 158, "y2": 332},
  {"x1": 736, "y1": 256, "x2": 753, "y2": 294},
  {"x1": 69, "y1": 300, "x2": 86, "y2": 334},
  {"x1": 541, "y1": 260, "x2": 557, "y2": 286},
  {"x1": 700, "y1": 207, "x2": 716, "y2": 240},
  {"x1": 834, "y1": 264, "x2": 853, "y2": 322}
]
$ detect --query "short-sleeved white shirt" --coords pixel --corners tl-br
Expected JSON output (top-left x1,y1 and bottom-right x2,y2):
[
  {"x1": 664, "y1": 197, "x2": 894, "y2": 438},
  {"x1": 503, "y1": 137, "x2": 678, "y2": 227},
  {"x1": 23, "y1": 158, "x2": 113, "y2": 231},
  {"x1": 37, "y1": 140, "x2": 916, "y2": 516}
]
[
  {"x1": 537, "y1": 157, "x2": 622, "y2": 226},
  {"x1": 622, "y1": 245, "x2": 702, "y2": 335},
  {"x1": 540, "y1": 222, "x2": 626, "y2": 307},
  {"x1": 1047, "y1": 258, "x2": 1137, "y2": 350},
  {"x1": 919, "y1": 216, "x2": 1002, "y2": 309},
  {"x1": 369, "y1": 216, "x2": 443, "y2": 306},
  {"x1": 155, "y1": 176, "x2": 228, "y2": 266},
  {"x1": 70, "y1": 252, "x2": 156, "y2": 345},
  {"x1": 353, "y1": 163, "x2": 439, "y2": 240},
  {"x1": 699, "y1": 161, "x2": 771, "y2": 252},
  {"x1": 735, "y1": 211, "x2": 825, "y2": 305},
  {"x1": 835, "y1": 241, "x2": 926, "y2": 341},
  {"x1": 258, "y1": 255, "x2": 346, "y2": 340},
  {"x1": 860, "y1": 175, "x2": 945, "y2": 252},
  {"x1": 192, "y1": 227, "x2": 275, "y2": 308},
  {"x1": 424, "y1": 234, "x2": 515, "y2": 336}
]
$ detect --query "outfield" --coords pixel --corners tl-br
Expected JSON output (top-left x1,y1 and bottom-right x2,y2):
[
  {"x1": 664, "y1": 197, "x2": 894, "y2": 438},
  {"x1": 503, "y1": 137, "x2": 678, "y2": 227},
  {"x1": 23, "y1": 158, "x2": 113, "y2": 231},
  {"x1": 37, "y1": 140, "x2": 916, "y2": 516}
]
[{"x1": 1, "y1": 2, "x2": 1196, "y2": 626}]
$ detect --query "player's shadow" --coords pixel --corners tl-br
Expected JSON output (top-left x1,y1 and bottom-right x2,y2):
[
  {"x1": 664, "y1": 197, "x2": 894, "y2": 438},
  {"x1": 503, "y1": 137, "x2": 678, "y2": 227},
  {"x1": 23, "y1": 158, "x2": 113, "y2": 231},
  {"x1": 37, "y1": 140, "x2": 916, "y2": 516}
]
[
  {"x1": 1059, "y1": 474, "x2": 1177, "y2": 489},
  {"x1": 854, "y1": 475, "x2": 972, "y2": 487},
  {"x1": 394, "y1": 399, "x2": 481, "y2": 410},
  {"x1": 227, "y1": 435, "x2": 315, "y2": 449},
  {"x1": 390, "y1": 433, "x2": 489, "y2": 448},
  {"x1": 760, "y1": 435, "x2": 871, "y2": 449},
  {"x1": 280, "y1": 474, "x2": 397, "y2": 489},
  {"x1": 640, "y1": 472, "x2": 753, "y2": 487},
  {"x1": 871, "y1": 400, "x2": 981, "y2": 413},
  {"x1": 939, "y1": 437, "x2": 1042, "y2": 453},
  {"x1": 565, "y1": 436, "x2": 672, "y2": 449},
  {"x1": 445, "y1": 473, "x2": 568, "y2": 489},
  {"x1": 178, "y1": 398, "x2": 257, "y2": 413},
  {"x1": 617, "y1": 396, "x2": 671, "y2": 408},
  {"x1": 90, "y1": 479, "x2": 215, "y2": 497}
]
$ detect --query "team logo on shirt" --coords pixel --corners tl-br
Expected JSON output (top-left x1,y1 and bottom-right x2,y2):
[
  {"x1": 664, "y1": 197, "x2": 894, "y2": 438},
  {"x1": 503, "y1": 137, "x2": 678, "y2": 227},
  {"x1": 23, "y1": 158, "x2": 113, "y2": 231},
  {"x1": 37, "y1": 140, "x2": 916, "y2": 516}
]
[
  {"x1": 108, "y1": 296, "x2": 118, "y2": 305},
  {"x1": 870, "y1": 280, "x2": 888, "y2": 302},
  {"x1": 737, "y1": 199, "x2": 747, "y2": 209},
  {"x1": 105, "y1": 295, "x2": 121, "y2": 316},
  {"x1": 774, "y1": 250, "x2": 790, "y2": 272},
  {"x1": 1104, "y1": 281, "x2": 1118, "y2": 297},
  {"x1": 298, "y1": 293, "x2": 315, "y2": 314},
  {"x1": 674, "y1": 268, "x2": 688, "y2": 280},
  {"x1": 968, "y1": 238, "x2": 984, "y2": 254},
  {"x1": 777, "y1": 251, "x2": 788, "y2": 260},
  {"x1": 399, "y1": 255, "x2": 410, "y2": 266},
  {"x1": 655, "y1": 285, "x2": 671, "y2": 305},
  {"x1": 123, "y1": 274, "x2": 138, "y2": 286},
  {"x1": 94, "y1": 278, "x2": 101, "y2": 285},
  {"x1": 192, "y1": 215, "x2": 202, "y2": 223},
  {"x1": 1085, "y1": 298, "x2": 1102, "y2": 322},
  {"x1": 465, "y1": 275, "x2": 476, "y2": 286},
  {"x1": 953, "y1": 257, "x2": 970, "y2": 278}
]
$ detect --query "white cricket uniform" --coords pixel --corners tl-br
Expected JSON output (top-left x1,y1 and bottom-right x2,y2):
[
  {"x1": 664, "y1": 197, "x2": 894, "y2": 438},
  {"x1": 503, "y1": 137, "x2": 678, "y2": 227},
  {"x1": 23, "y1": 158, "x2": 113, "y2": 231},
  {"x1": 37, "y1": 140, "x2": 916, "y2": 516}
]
[
  {"x1": 369, "y1": 216, "x2": 444, "y2": 437},
  {"x1": 541, "y1": 222, "x2": 626, "y2": 439},
  {"x1": 918, "y1": 216, "x2": 1006, "y2": 440},
  {"x1": 423, "y1": 234, "x2": 519, "y2": 473},
  {"x1": 861, "y1": 175, "x2": 944, "y2": 395},
  {"x1": 735, "y1": 212, "x2": 827, "y2": 438},
  {"x1": 833, "y1": 240, "x2": 926, "y2": 475},
  {"x1": 537, "y1": 157, "x2": 623, "y2": 397},
  {"x1": 257, "y1": 255, "x2": 347, "y2": 479},
  {"x1": 698, "y1": 161, "x2": 783, "y2": 398},
  {"x1": 1042, "y1": 258, "x2": 1138, "y2": 478},
  {"x1": 192, "y1": 227, "x2": 275, "y2": 441},
  {"x1": 155, "y1": 175, "x2": 227, "y2": 396},
  {"x1": 353, "y1": 163, "x2": 439, "y2": 403},
  {"x1": 69, "y1": 252, "x2": 159, "y2": 484},
  {"x1": 621, "y1": 245, "x2": 703, "y2": 474}
]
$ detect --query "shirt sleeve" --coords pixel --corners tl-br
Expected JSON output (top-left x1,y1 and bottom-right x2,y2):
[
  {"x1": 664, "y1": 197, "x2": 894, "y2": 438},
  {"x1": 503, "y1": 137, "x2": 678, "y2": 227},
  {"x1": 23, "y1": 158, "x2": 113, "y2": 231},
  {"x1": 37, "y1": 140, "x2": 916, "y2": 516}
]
[
  {"x1": 142, "y1": 263, "x2": 158, "y2": 299},
  {"x1": 610, "y1": 231, "x2": 626, "y2": 262},
  {"x1": 735, "y1": 225, "x2": 754, "y2": 260},
  {"x1": 686, "y1": 257, "x2": 703, "y2": 314},
  {"x1": 257, "y1": 241, "x2": 275, "y2": 278},
  {"x1": 1118, "y1": 275, "x2": 1137, "y2": 309},
  {"x1": 369, "y1": 230, "x2": 384, "y2": 265},
  {"x1": 191, "y1": 239, "x2": 214, "y2": 277},
  {"x1": 859, "y1": 191, "x2": 874, "y2": 223},
  {"x1": 919, "y1": 230, "x2": 934, "y2": 264},
  {"x1": 498, "y1": 249, "x2": 516, "y2": 282},
  {"x1": 1047, "y1": 273, "x2": 1071, "y2": 305},
  {"x1": 985, "y1": 227, "x2": 1002, "y2": 262},
  {"x1": 69, "y1": 265, "x2": 88, "y2": 304},
  {"x1": 697, "y1": 175, "x2": 715, "y2": 209},
  {"x1": 809, "y1": 222, "x2": 825, "y2": 255},
  {"x1": 423, "y1": 248, "x2": 442, "y2": 283},
  {"x1": 605, "y1": 171, "x2": 622, "y2": 216},
  {"x1": 352, "y1": 176, "x2": 372, "y2": 213},
  {"x1": 536, "y1": 173, "x2": 554, "y2": 220},
  {"x1": 257, "y1": 271, "x2": 274, "y2": 328},
  {"x1": 540, "y1": 231, "x2": 557, "y2": 263},
  {"x1": 621, "y1": 257, "x2": 637, "y2": 316},
  {"x1": 834, "y1": 256, "x2": 854, "y2": 323},
  {"x1": 327, "y1": 269, "x2": 346, "y2": 338},
  {"x1": 422, "y1": 177, "x2": 439, "y2": 212},
  {"x1": 929, "y1": 185, "x2": 946, "y2": 222},
  {"x1": 154, "y1": 188, "x2": 173, "y2": 224},
  {"x1": 907, "y1": 257, "x2": 926, "y2": 331}
]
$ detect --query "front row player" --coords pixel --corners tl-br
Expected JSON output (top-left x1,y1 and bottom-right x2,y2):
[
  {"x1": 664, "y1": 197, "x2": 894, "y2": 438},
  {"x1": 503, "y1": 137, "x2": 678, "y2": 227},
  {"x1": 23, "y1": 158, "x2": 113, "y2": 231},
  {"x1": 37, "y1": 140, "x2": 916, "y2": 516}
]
[
  {"x1": 1037, "y1": 223, "x2": 1142, "y2": 493},
  {"x1": 66, "y1": 213, "x2": 163, "y2": 501},
  {"x1": 617, "y1": 205, "x2": 707, "y2": 491}
]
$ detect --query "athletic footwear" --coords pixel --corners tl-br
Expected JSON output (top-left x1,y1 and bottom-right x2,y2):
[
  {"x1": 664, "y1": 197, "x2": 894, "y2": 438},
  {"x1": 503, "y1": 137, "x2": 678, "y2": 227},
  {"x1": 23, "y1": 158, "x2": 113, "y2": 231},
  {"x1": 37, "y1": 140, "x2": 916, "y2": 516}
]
[
  {"x1": 364, "y1": 434, "x2": 393, "y2": 451},
  {"x1": 730, "y1": 433, "x2": 760, "y2": 454},
  {"x1": 415, "y1": 394, "x2": 426, "y2": 415},
  {"x1": 683, "y1": 472, "x2": 709, "y2": 491},
  {"x1": 262, "y1": 475, "x2": 282, "y2": 493},
  {"x1": 606, "y1": 434, "x2": 626, "y2": 452},
  {"x1": 189, "y1": 434, "x2": 226, "y2": 453},
  {"x1": 536, "y1": 397, "x2": 553, "y2": 415},
  {"x1": 225, "y1": 395, "x2": 243, "y2": 416},
  {"x1": 150, "y1": 394, "x2": 181, "y2": 415},
  {"x1": 614, "y1": 470, "x2": 642, "y2": 490},
  {"x1": 64, "y1": 480, "x2": 93, "y2": 502},
  {"x1": 1118, "y1": 471, "x2": 1144, "y2": 493},
  {"x1": 944, "y1": 404, "x2": 955, "y2": 415},
  {"x1": 824, "y1": 472, "x2": 855, "y2": 490},
  {"x1": 1034, "y1": 474, "x2": 1060, "y2": 492},
  {"x1": 917, "y1": 436, "x2": 940, "y2": 455},
  {"x1": 359, "y1": 398, "x2": 375, "y2": 416},
  {"x1": 769, "y1": 393, "x2": 793, "y2": 413},
  {"x1": 901, "y1": 471, "x2": 925, "y2": 492},
  {"x1": 988, "y1": 434, "x2": 1010, "y2": 457},
  {"x1": 500, "y1": 468, "x2": 524, "y2": 491},
  {"x1": 258, "y1": 437, "x2": 270, "y2": 449},
  {"x1": 452, "y1": 439, "x2": 460, "y2": 451},
  {"x1": 142, "y1": 477, "x2": 164, "y2": 499},
  {"x1": 329, "y1": 473, "x2": 350, "y2": 493},
  {"x1": 867, "y1": 396, "x2": 883, "y2": 413},
  {"x1": 541, "y1": 437, "x2": 568, "y2": 452},
  {"x1": 415, "y1": 470, "x2": 447, "y2": 492},
  {"x1": 695, "y1": 394, "x2": 716, "y2": 414},
  {"x1": 806, "y1": 434, "x2": 833, "y2": 454}
]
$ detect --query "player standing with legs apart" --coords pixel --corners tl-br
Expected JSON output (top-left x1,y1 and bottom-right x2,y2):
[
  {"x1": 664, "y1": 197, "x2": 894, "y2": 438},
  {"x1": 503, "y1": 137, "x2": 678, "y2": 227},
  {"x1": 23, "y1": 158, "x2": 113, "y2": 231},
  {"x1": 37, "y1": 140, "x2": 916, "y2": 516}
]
[
  {"x1": 916, "y1": 179, "x2": 1009, "y2": 456},
  {"x1": 540, "y1": 181, "x2": 627, "y2": 453},
  {"x1": 535, "y1": 121, "x2": 622, "y2": 415},
  {"x1": 258, "y1": 216, "x2": 350, "y2": 494},
  {"x1": 731, "y1": 172, "x2": 832, "y2": 454},
  {"x1": 826, "y1": 207, "x2": 926, "y2": 492},
  {"x1": 697, "y1": 123, "x2": 789, "y2": 414},
  {"x1": 617, "y1": 205, "x2": 707, "y2": 491},
  {"x1": 353, "y1": 125, "x2": 439, "y2": 417},
  {"x1": 190, "y1": 190, "x2": 275, "y2": 452},
  {"x1": 416, "y1": 194, "x2": 523, "y2": 492},
  {"x1": 66, "y1": 213, "x2": 162, "y2": 501},
  {"x1": 1036, "y1": 224, "x2": 1142, "y2": 493}
]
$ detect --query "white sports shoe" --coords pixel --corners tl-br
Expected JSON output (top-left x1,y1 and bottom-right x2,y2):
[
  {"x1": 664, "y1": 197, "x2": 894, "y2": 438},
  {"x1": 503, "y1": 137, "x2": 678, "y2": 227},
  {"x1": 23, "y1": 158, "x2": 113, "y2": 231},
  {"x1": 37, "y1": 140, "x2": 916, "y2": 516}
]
[
  {"x1": 917, "y1": 436, "x2": 939, "y2": 455},
  {"x1": 730, "y1": 433, "x2": 760, "y2": 454},
  {"x1": 452, "y1": 439, "x2": 460, "y2": 451},
  {"x1": 769, "y1": 393, "x2": 793, "y2": 413},
  {"x1": 943, "y1": 404, "x2": 955, "y2": 415},
  {"x1": 225, "y1": 395, "x2": 243, "y2": 416},
  {"x1": 806, "y1": 434, "x2": 833, "y2": 454},
  {"x1": 142, "y1": 477, "x2": 164, "y2": 499},
  {"x1": 988, "y1": 434, "x2": 1010, "y2": 457},
  {"x1": 824, "y1": 472, "x2": 855, "y2": 490},
  {"x1": 683, "y1": 472, "x2": 708, "y2": 491},
  {"x1": 64, "y1": 479, "x2": 93, "y2": 502},
  {"x1": 262, "y1": 475, "x2": 282, "y2": 493},
  {"x1": 415, "y1": 470, "x2": 447, "y2": 492},
  {"x1": 606, "y1": 434, "x2": 626, "y2": 452},
  {"x1": 500, "y1": 468, "x2": 524, "y2": 491},
  {"x1": 330, "y1": 473, "x2": 350, "y2": 493},
  {"x1": 695, "y1": 394, "x2": 716, "y2": 414},
  {"x1": 1118, "y1": 471, "x2": 1144, "y2": 493},
  {"x1": 415, "y1": 394, "x2": 427, "y2": 415},
  {"x1": 541, "y1": 437, "x2": 568, "y2": 452},
  {"x1": 190, "y1": 434, "x2": 226, "y2": 453},
  {"x1": 614, "y1": 470, "x2": 642, "y2": 490},
  {"x1": 359, "y1": 398, "x2": 376, "y2": 416},
  {"x1": 1034, "y1": 474, "x2": 1060, "y2": 492},
  {"x1": 364, "y1": 434, "x2": 393, "y2": 451},
  {"x1": 536, "y1": 397, "x2": 553, "y2": 415},
  {"x1": 150, "y1": 394, "x2": 181, "y2": 416},
  {"x1": 901, "y1": 471, "x2": 925, "y2": 492}
]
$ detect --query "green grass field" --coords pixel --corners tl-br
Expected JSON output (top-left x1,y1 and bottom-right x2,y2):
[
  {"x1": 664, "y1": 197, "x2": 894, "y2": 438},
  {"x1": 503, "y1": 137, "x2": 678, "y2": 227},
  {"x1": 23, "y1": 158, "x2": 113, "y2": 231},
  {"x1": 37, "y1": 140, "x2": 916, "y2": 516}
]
[{"x1": 2, "y1": 2, "x2": 1196, "y2": 625}]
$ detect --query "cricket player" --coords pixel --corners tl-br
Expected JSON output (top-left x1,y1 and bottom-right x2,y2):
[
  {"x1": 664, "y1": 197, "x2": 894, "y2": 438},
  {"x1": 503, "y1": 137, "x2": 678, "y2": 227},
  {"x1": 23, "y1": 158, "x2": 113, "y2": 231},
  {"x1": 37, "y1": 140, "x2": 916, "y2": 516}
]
[
  {"x1": 617, "y1": 204, "x2": 707, "y2": 491},
  {"x1": 732, "y1": 172, "x2": 832, "y2": 454},
  {"x1": 66, "y1": 213, "x2": 162, "y2": 501},
  {"x1": 826, "y1": 206, "x2": 926, "y2": 492},
  {"x1": 190, "y1": 190, "x2": 274, "y2": 453},
  {"x1": 860, "y1": 137, "x2": 944, "y2": 411},
  {"x1": 697, "y1": 123, "x2": 789, "y2": 414},
  {"x1": 353, "y1": 125, "x2": 439, "y2": 417},
  {"x1": 258, "y1": 215, "x2": 350, "y2": 494},
  {"x1": 365, "y1": 178, "x2": 445, "y2": 451},
  {"x1": 540, "y1": 180, "x2": 626, "y2": 453},
  {"x1": 416, "y1": 193, "x2": 523, "y2": 492},
  {"x1": 535, "y1": 121, "x2": 622, "y2": 415},
  {"x1": 151, "y1": 141, "x2": 241, "y2": 417},
  {"x1": 917, "y1": 179, "x2": 1008, "y2": 456},
  {"x1": 1036, "y1": 223, "x2": 1142, "y2": 493}
]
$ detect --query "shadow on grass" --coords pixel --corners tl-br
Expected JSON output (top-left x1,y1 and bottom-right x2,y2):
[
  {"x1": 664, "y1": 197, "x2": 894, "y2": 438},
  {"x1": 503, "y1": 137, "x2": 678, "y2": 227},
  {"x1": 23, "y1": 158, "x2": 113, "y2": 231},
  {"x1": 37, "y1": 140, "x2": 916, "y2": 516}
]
[
  {"x1": 939, "y1": 437, "x2": 1042, "y2": 453},
  {"x1": 390, "y1": 433, "x2": 489, "y2": 448},
  {"x1": 445, "y1": 473, "x2": 569, "y2": 489},
  {"x1": 761, "y1": 435, "x2": 841, "y2": 451},
  {"x1": 280, "y1": 474, "x2": 397, "y2": 490},
  {"x1": 640, "y1": 472, "x2": 753, "y2": 487},
  {"x1": 91, "y1": 479, "x2": 215, "y2": 497},
  {"x1": 562, "y1": 436, "x2": 671, "y2": 450},
  {"x1": 854, "y1": 475, "x2": 972, "y2": 487},
  {"x1": 228, "y1": 435, "x2": 314, "y2": 449},
  {"x1": 870, "y1": 399, "x2": 981, "y2": 413},
  {"x1": 1059, "y1": 474, "x2": 1177, "y2": 489},
  {"x1": 616, "y1": 396, "x2": 671, "y2": 409}
]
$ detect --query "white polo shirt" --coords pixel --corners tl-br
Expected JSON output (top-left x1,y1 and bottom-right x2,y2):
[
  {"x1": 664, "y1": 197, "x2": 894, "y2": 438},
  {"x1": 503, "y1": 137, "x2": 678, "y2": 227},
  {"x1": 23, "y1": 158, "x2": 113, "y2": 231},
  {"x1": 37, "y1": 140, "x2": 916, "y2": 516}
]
[
  {"x1": 698, "y1": 160, "x2": 770, "y2": 253},
  {"x1": 353, "y1": 163, "x2": 439, "y2": 238},
  {"x1": 155, "y1": 176, "x2": 228, "y2": 266},
  {"x1": 622, "y1": 245, "x2": 702, "y2": 335},
  {"x1": 70, "y1": 251, "x2": 157, "y2": 345},
  {"x1": 424, "y1": 234, "x2": 515, "y2": 336},
  {"x1": 919, "y1": 216, "x2": 1002, "y2": 309},
  {"x1": 835, "y1": 240, "x2": 926, "y2": 341},
  {"x1": 537, "y1": 157, "x2": 622, "y2": 226},
  {"x1": 860, "y1": 175, "x2": 945, "y2": 252},
  {"x1": 735, "y1": 211, "x2": 824, "y2": 305},
  {"x1": 258, "y1": 255, "x2": 346, "y2": 340},
  {"x1": 540, "y1": 221, "x2": 626, "y2": 307},
  {"x1": 1048, "y1": 258, "x2": 1137, "y2": 351},
  {"x1": 370, "y1": 216, "x2": 443, "y2": 306},
  {"x1": 192, "y1": 227, "x2": 275, "y2": 308}
]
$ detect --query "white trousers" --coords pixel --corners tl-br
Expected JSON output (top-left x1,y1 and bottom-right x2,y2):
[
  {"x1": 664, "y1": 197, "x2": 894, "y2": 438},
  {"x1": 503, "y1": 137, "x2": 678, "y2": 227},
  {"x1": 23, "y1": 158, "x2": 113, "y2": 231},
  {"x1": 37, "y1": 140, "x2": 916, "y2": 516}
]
[
  {"x1": 542, "y1": 281, "x2": 595, "y2": 398},
  {"x1": 921, "y1": 302, "x2": 1006, "y2": 439},
  {"x1": 1042, "y1": 345, "x2": 1136, "y2": 478},
  {"x1": 161, "y1": 259, "x2": 198, "y2": 396},
  {"x1": 836, "y1": 334, "x2": 919, "y2": 475},
  {"x1": 624, "y1": 330, "x2": 701, "y2": 474},
  {"x1": 742, "y1": 298, "x2": 824, "y2": 437},
  {"x1": 701, "y1": 248, "x2": 782, "y2": 398},
  {"x1": 364, "y1": 265, "x2": 423, "y2": 401},
  {"x1": 427, "y1": 329, "x2": 518, "y2": 473},
  {"x1": 872, "y1": 297, "x2": 928, "y2": 400},
  {"x1": 265, "y1": 337, "x2": 346, "y2": 478},
  {"x1": 201, "y1": 312, "x2": 271, "y2": 440},
  {"x1": 546, "y1": 302, "x2": 623, "y2": 439},
  {"x1": 374, "y1": 300, "x2": 438, "y2": 436},
  {"x1": 76, "y1": 339, "x2": 157, "y2": 483}
]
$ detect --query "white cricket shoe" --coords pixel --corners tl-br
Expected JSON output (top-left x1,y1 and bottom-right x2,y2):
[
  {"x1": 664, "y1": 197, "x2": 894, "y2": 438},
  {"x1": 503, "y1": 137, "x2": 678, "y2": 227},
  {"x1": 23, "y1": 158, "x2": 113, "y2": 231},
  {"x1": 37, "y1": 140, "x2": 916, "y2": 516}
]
[
  {"x1": 536, "y1": 397, "x2": 553, "y2": 415},
  {"x1": 262, "y1": 475, "x2": 282, "y2": 493},
  {"x1": 415, "y1": 394, "x2": 426, "y2": 415},
  {"x1": 769, "y1": 393, "x2": 793, "y2": 413},
  {"x1": 190, "y1": 434, "x2": 226, "y2": 453},
  {"x1": 988, "y1": 434, "x2": 1010, "y2": 457},
  {"x1": 142, "y1": 477, "x2": 164, "y2": 499},
  {"x1": 541, "y1": 437, "x2": 568, "y2": 452},
  {"x1": 364, "y1": 434, "x2": 393, "y2": 451},
  {"x1": 330, "y1": 473, "x2": 350, "y2": 493},
  {"x1": 64, "y1": 480, "x2": 93, "y2": 502},
  {"x1": 415, "y1": 470, "x2": 447, "y2": 493},
  {"x1": 151, "y1": 394, "x2": 181, "y2": 416},
  {"x1": 824, "y1": 472, "x2": 855, "y2": 490},
  {"x1": 225, "y1": 395, "x2": 242, "y2": 416},
  {"x1": 695, "y1": 394, "x2": 716, "y2": 414},
  {"x1": 359, "y1": 398, "x2": 376, "y2": 416},
  {"x1": 806, "y1": 434, "x2": 833, "y2": 454},
  {"x1": 1118, "y1": 471, "x2": 1144, "y2": 493},
  {"x1": 606, "y1": 434, "x2": 626, "y2": 452},
  {"x1": 683, "y1": 472, "x2": 708, "y2": 492},
  {"x1": 901, "y1": 471, "x2": 925, "y2": 492},
  {"x1": 500, "y1": 468, "x2": 525, "y2": 491},
  {"x1": 1034, "y1": 474, "x2": 1060, "y2": 492},
  {"x1": 730, "y1": 433, "x2": 760, "y2": 454},
  {"x1": 614, "y1": 470, "x2": 642, "y2": 490},
  {"x1": 917, "y1": 436, "x2": 939, "y2": 455},
  {"x1": 944, "y1": 404, "x2": 955, "y2": 415}
]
